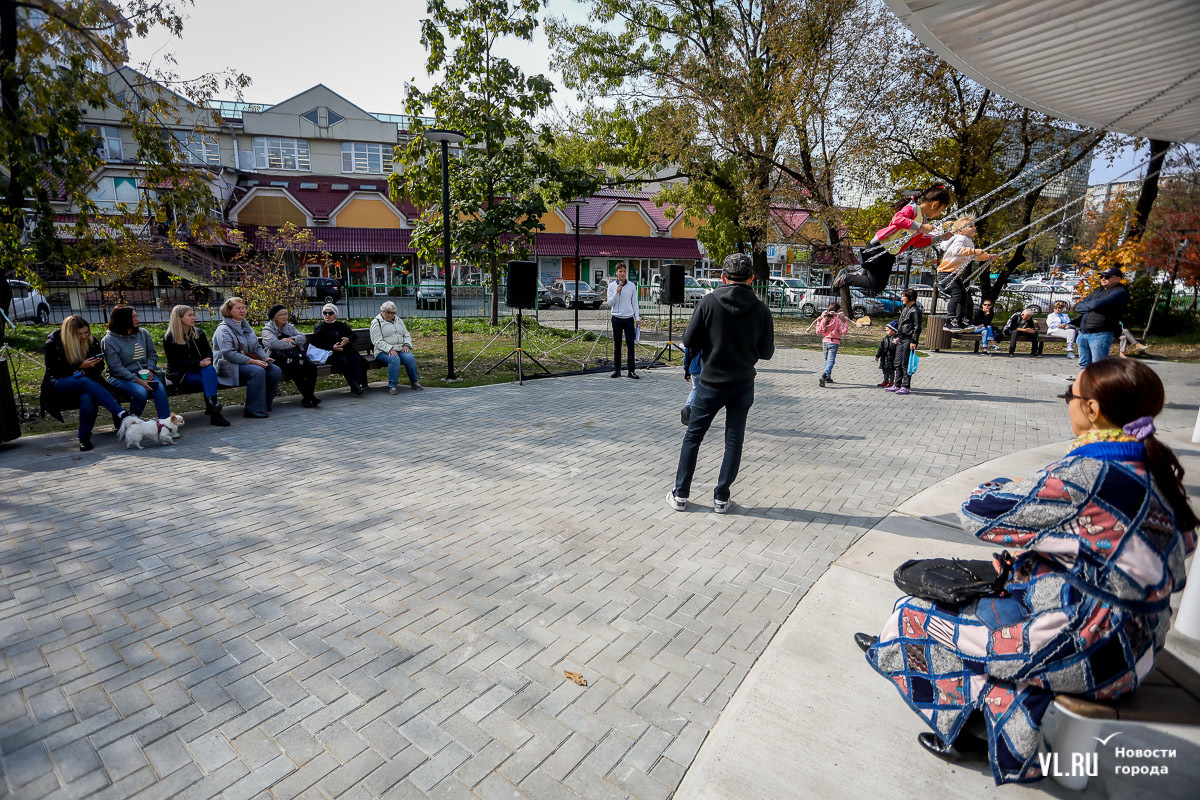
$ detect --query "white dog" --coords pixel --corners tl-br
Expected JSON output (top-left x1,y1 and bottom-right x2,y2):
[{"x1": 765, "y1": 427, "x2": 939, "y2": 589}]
[{"x1": 117, "y1": 413, "x2": 185, "y2": 449}]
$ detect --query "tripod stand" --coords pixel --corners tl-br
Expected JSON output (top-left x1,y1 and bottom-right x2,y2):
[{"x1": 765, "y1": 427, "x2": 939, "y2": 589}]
[
  {"x1": 484, "y1": 307, "x2": 549, "y2": 385},
  {"x1": 651, "y1": 302, "x2": 684, "y2": 365}
]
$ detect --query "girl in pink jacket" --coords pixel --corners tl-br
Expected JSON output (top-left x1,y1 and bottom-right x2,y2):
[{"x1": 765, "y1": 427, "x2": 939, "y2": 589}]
[{"x1": 814, "y1": 301, "x2": 850, "y2": 387}]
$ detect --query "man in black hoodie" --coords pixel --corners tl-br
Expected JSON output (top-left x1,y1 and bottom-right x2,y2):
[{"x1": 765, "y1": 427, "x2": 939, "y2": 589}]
[
  {"x1": 668, "y1": 253, "x2": 774, "y2": 514},
  {"x1": 1074, "y1": 267, "x2": 1130, "y2": 367}
]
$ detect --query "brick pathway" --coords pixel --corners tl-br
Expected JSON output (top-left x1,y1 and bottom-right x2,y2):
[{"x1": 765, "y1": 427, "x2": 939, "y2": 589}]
[{"x1": 2, "y1": 349, "x2": 1196, "y2": 799}]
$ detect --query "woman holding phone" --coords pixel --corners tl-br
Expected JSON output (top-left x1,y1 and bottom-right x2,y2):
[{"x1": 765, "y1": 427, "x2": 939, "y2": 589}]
[
  {"x1": 40, "y1": 315, "x2": 130, "y2": 450},
  {"x1": 101, "y1": 305, "x2": 176, "y2": 432}
]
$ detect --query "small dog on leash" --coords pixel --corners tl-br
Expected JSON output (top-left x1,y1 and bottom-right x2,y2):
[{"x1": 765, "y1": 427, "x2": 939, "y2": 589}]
[{"x1": 118, "y1": 413, "x2": 185, "y2": 449}]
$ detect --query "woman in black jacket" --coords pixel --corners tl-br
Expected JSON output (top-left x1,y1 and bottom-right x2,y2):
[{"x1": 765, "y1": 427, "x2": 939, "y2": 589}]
[
  {"x1": 164, "y1": 305, "x2": 230, "y2": 426},
  {"x1": 309, "y1": 304, "x2": 367, "y2": 395},
  {"x1": 40, "y1": 316, "x2": 129, "y2": 451}
]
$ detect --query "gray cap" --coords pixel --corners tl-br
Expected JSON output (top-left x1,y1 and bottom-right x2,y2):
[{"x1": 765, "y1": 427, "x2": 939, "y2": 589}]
[{"x1": 722, "y1": 253, "x2": 754, "y2": 280}]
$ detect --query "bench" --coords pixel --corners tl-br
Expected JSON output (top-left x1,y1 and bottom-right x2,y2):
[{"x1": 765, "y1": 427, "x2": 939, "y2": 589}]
[
  {"x1": 928, "y1": 315, "x2": 1049, "y2": 354},
  {"x1": 1046, "y1": 554, "x2": 1200, "y2": 790},
  {"x1": 163, "y1": 327, "x2": 382, "y2": 398}
]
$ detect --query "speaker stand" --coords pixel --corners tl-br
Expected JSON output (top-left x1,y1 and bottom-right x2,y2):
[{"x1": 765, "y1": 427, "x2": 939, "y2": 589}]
[
  {"x1": 651, "y1": 303, "x2": 684, "y2": 365},
  {"x1": 484, "y1": 308, "x2": 550, "y2": 385}
]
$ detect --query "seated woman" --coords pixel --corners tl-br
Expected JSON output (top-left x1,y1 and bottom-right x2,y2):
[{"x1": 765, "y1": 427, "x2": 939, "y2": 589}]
[
  {"x1": 262, "y1": 304, "x2": 320, "y2": 408},
  {"x1": 1045, "y1": 300, "x2": 1078, "y2": 358},
  {"x1": 857, "y1": 358, "x2": 1196, "y2": 785},
  {"x1": 310, "y1": 303, "x2": 367, "y2": 395},
  {"x1": 40, "y1": 316, "x2": 130, "y2": 451},
  {"x1": 163, "y1": 305, "x2": 230, "y2": 426},
  {"x1": 212, "y1": 297, "x2": 282, "y2": 419},
  {"x1": 370, "y1": 301, "x2": 422, "y2": 394},
  {"x1": 101, "y1": 305, "x2": 177, "y2": 436}
]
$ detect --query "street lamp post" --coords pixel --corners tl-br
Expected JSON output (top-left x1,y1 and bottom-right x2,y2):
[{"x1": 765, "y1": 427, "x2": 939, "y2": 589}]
[
  {"x1": 421, "y1": 129, "x2": 466, "y2": 381},
  {"x1": 567, "y1": 199, "x2": 587, "y2": 333}
]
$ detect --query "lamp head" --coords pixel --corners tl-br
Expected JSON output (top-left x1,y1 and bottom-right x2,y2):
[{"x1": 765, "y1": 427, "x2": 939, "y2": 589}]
[{"x1": 421, "y1": 129, "x2": 466, "y2": 145}]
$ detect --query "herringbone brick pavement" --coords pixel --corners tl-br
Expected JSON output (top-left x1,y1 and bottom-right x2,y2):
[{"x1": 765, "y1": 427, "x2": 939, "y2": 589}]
[{"x1": 1, "y1": 348, "x2": 1196, "y2": 799}]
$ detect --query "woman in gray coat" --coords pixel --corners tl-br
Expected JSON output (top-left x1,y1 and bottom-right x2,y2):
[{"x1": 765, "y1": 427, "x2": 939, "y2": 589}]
[
  {"x1": 212, "y1": 297, "x2": 282, "y2": 418},
  {"x1": 262, "y1": 304, "x2": 320, "y2": 408}
]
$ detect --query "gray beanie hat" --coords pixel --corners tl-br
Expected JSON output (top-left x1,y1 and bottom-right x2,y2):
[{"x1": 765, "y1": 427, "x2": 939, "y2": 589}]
[
  {"x1": 722, "y1": 252, "x2": 754, "y2": 280},
  {"x1": 321, "y1": 303, "x2": 339, "y2": 316}
]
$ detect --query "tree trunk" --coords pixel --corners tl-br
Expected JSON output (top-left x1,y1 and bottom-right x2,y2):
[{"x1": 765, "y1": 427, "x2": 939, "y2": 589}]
[
  {"x1": 1127, "y1": 139, "x2": 1171, "y2": 244},
  {"x1": 488, "y1": 249, "x2": 499, "y2": 326}
]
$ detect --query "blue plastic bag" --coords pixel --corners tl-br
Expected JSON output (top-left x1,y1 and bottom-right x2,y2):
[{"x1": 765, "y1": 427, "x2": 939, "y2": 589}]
[{"x1": 907, "y1": 349, "x2": 919, "y2": 375}]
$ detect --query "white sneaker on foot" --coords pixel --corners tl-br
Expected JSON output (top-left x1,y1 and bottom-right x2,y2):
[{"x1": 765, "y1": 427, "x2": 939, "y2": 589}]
[
  {"x1": 714, "y1": 497, "x2": 731, "y2": 514},
  {"x1": 666, "y1": 491, "x2": 687, "y2": 512}
]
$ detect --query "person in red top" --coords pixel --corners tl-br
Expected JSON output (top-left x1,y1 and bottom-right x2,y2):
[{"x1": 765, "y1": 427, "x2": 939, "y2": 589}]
[{"x1": 834, "y1": 185, "x2": 952, "y2": 312}]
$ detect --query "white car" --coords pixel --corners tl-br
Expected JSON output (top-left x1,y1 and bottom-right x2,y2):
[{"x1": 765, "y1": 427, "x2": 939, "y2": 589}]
[
  {"x1": 696, "y1": 278, "x2": 721, "y2": 295},
  {"x1": 770, "y1": 277, "x2": 808, "y2": 305},
  {"x1": 5, "y1": 280, "x2": 51, "y2": 324},
  {"x1": 648, "y1": 273, "x2": 706, "y2": 306}
]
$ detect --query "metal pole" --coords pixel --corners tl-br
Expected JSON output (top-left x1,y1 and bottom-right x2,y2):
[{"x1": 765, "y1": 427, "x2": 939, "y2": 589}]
[
  {"x1": 440, "y1": 140, "x2": 456, "y2": 380},
  {"x1": 574, "y1": 205, "x2": 580, "y2": 333}
]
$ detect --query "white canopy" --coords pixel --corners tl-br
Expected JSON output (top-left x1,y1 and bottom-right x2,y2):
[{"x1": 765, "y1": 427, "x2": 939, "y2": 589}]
[{"x1": 884, "y1": 0, "x2": 1200, "y2": 143}]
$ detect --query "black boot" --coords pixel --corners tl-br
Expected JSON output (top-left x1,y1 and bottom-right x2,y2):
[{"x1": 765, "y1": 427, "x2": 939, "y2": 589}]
[
  {"x1": 205, "y1": 397, "x2": 231, "y2": 427},
  {"x1": 854, "y1": 632, "x2": 878, "y2": 652},
  {"x1": 917, "y1": 732, "x2": 988, "y2": 763}
]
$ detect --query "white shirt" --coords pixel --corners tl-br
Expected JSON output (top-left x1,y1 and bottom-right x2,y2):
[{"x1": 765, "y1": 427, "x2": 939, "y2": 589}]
[
  {"x1": 607, "y1": 279, "x2": 640, "y2": 321},
  {"x1": 1047, "y1": 312, "x2": 1072, "y2": 330}
]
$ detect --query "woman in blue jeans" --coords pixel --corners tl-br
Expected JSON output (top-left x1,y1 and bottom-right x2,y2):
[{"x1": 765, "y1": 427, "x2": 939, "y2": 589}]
[
  {"x1": 101, "y1": 305, "x2": 176, "y2": 434},
  {"x1": 164, "y1": 305, "x2": 230, "y2": 426},
  {"x1": 370, "y1": 301, "x2": 422, "y2": 394},
  {"x1": 40, "y1": 316, "x2": 130, "y2": 451},
  {"x1": 212, "y1": 297, "x2": 282, "y2": 418}
]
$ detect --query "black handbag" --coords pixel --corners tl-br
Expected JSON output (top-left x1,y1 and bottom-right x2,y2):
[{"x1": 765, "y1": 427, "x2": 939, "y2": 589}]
[{"x1": 893, "y1": 551, "x2": 1013, "y2": 606}]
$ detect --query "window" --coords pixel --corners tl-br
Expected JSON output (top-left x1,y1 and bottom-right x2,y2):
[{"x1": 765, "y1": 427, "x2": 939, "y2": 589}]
[
  {"x1": 171, "y1": 131, "x2": 220, "y2": 166},
  {"x1": 114, "y1": 91, "x2": 141, "y2": 112},
  {"x1": 327, "y1": 110, "x2": 345, "y2": 126},
  {"x1": 300, "y1": 108, "x2": 320, "y2": 125},
  {"x1": 252, "y1": 137, "x2": 311, "y2": 171},
  {"x1": 89, "y1": 177, "x2": 140, "y2": 210},
  {"x1": 86, "y1": 126, "x2": 123, "y2": 161},
  {"x1": 341, "y1": 142, "x2": 392, "y2": 174}
]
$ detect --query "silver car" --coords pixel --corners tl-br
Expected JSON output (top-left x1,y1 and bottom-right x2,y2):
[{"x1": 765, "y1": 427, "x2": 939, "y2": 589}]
[
  {"x1": 6, "y1": 280, "x2": 51, "y2": 324},
  {"x1": 415, "y1": 279, "x2": 446, "y2": 310}
]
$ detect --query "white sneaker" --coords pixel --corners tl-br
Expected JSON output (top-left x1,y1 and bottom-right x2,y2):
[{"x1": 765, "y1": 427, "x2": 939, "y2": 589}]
[
  {"x1": 714, "y1": 498, "x2": 731, "y2": 514},
  {"x1": 666, "y1": 491, "x2": 687, "y2": 512}
]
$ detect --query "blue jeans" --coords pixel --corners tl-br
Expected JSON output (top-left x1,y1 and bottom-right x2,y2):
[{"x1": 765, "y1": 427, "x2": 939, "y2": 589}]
[
  {"x1": 973, "y1": 325, "x2": 994, "y2": 347},
  {"x1": 1077, "y1": 331, "x2": 1115, "y2": 368},
  {"x1": 109, "y1": 376, "x2": 170, "y2": 419},
  {"x1": 237, "y1": 363, "x2": 282, "y2": 413},
  {"x1": 675, "y1": 378, "x2": 755, "y2": 502},
  {"x1": 685, "y1": 376, "x2": 700, "y2": 408},
  {"x1": 377, "y1": 351, "x2": 418, "y2": 386},
  {"x1": 177, "y1": 365, "x2": 220, "y2": 397},
  {"x1": 821, "y1": 342, "x2": 839, "y2": 379},
  {"x1": 53, "y1": 375, "x2": 126, "y2": 439}
]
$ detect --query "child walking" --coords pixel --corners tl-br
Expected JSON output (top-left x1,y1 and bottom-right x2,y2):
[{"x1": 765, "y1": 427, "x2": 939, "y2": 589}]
[
  {"x1": 875, "y1": 321, "x2": 898, "y2": 387},
  {"x1": 886, "y1": 288, "x2": 922, "y2": 395},
  {"x1": 813, "y1": 301, "x2": 850, "y2": 388},
  {"x1": 681, "y1": 345, "x2": 703, "y2": 424},
  {"x1": 936, "y1": 217, "x2": 995, "y2": 331}
]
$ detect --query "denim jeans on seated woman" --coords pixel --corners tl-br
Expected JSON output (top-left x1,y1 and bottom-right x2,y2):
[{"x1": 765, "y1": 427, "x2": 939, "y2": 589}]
[
  {"x1": 377, "y1": 351, "x2": 418, "y2": 386},
  {"x1": 53, "y1": 375, "x2": 126, "y2": 438},
  {"x1": 176, "y1": 365, "x2": 220, "y2": 397},
  {"x1": 109, "y1": 376, "x2": 171, "y2": 419},
  {"x1": 237, "y1": 363, "x2": 282, "y2": 413}
]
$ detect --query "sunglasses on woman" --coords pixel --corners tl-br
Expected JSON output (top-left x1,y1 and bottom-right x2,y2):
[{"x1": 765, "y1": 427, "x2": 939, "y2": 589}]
[
  {"x1": 322, "y1": 311, "x2": 336, "y2": 316},
  {"x1": 1059, "y1": 385, "x2": 1090, "y2": 404}
]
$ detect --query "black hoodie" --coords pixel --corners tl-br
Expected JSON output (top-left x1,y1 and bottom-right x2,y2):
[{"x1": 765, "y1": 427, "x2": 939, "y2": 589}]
[{"x1": 682, "y1": 282, "x2": 774, "y2": 385}]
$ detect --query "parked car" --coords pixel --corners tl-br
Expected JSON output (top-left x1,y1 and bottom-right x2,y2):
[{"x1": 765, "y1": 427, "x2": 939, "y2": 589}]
[
  {"x1": 6, "y1": 279, "x2": 51, "y2": 323},
  {"x1": 304, "y1": 277, "x2": 343, "y2": 305},
  {"x1": 537, "y1": 280, "x2": 553, "y2": 308},
  {"x1": 549, "y1": 280, "x2": 601, "y2": 309},
  {"x1": 1012, "y1": 282, "x2": 1077, "y2": 313},
  {"x1": 648, "y1": 273, "x2": 705, "y2": 306},
  {"x1": 415, "y1": 279, "x2": 446, "y2": 309},
  {"x1": 769, "y1": 277, "x2": 808, "y2": 306},
  {"x1": 799, "y1": 286, "x2": 883, "y2": 318},
  {"x1": 696, "y1": 277, "x2": 721, "y2": 294}
]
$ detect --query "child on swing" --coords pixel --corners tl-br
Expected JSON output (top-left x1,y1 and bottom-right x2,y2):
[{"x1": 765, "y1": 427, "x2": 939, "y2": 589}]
[
  {"x1": 936, "y1": 216, "x2": 995, "y2": 332},
  {"x1": 834, "y1": 184, "x2": 952, "y2": 313}
]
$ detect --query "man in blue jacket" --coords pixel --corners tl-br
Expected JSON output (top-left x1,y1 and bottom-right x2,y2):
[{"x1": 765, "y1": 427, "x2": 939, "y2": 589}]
[
  {"x1": 1074, "y1": 268, "x2": 1130, "y2": 367},
  {"x1": 667, "y1": 253, "x2": 774, "y2": 514}
]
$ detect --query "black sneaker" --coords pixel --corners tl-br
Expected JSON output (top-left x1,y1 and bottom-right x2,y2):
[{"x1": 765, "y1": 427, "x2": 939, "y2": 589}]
[
  {"x1": 819, "y1": 376, "x2": 826, "y2": 387},
  {"x1": 609, "y1": 371, "x2": 621, "y2": 378},
  {"x1": 825, "y1": 376, "x2": 834, "y2": 384},
  {"x1": 627, "y1": 371, "x2": 639, "y2": 379}
]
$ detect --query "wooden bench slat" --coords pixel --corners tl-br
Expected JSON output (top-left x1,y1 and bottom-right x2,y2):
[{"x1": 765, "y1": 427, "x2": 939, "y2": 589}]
[{"x1": 1055, "y1": 650, "x2": 1200, "y2": 724}]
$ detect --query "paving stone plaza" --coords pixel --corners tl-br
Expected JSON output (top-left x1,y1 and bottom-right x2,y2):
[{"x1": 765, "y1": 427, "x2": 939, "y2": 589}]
[{"x1": 1, "y1": 348, "x2": 1197, "y2": 799}]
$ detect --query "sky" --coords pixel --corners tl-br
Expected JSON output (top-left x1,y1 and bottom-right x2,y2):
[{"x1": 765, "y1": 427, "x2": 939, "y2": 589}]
[{"x1": 126, "y1": 0, "x2": 1160, "y2": 188}]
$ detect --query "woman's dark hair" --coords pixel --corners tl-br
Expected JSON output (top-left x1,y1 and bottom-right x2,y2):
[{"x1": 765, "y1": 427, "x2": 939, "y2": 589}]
[
  {"x1": 267, "y1": 304, "x2": 288, "y2": 322},
  {"x1": 893, "y1": 184, "x2": 952, "y2": 212},
  {"x1": 827, "y1": 301, "x2": 841, "y2": 312},
  {"x1": 901, "y1": 288, "x2": 917, "y2": 302},
  {"x1": 107, "y1": 305, "x2": 135, "y2": 334},
  {"x1": 1081, "y1": 358, "x2": 1197, "y2": 530}
]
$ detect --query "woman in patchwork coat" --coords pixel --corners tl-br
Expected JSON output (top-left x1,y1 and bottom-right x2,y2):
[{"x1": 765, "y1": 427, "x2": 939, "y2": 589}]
[{"x1": 859, "y1": 357, "x2": 1196, "y2": 784}]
